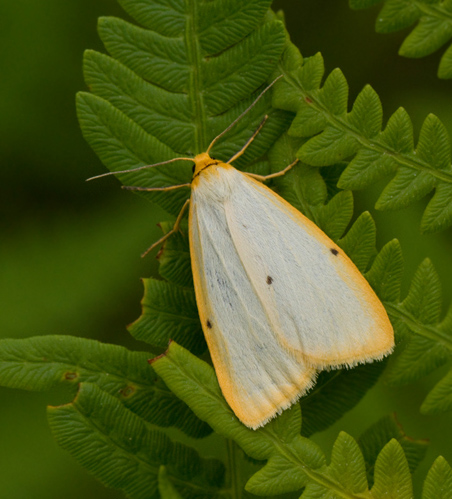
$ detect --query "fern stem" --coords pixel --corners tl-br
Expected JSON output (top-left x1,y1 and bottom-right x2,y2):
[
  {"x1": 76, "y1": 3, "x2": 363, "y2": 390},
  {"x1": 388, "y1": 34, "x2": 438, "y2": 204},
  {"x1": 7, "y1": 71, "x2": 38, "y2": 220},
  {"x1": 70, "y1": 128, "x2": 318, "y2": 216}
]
[
  {"x1": 226, "y1": 438, "x2": 242, "y2": 498},
  {"x1": 330, "y1": 110, "x2": 452, "y2": 183},
  {"x1": 385, "y1": 302, "x2": 452, "y2": 351},
  {"x1": 185, "y1": 0, "x2": 208, "y2": 153},
  {"x1": 283, "y1": 72, "x2": 452, "y2": 184}
]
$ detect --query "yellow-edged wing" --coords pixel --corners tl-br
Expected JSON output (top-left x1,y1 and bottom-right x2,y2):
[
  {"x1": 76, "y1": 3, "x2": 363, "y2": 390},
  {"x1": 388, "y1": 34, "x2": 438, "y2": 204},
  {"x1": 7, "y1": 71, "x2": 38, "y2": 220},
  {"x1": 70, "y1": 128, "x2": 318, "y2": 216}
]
[{"x1": 189, "y1": 160, "x2": 393, "y2": 429}]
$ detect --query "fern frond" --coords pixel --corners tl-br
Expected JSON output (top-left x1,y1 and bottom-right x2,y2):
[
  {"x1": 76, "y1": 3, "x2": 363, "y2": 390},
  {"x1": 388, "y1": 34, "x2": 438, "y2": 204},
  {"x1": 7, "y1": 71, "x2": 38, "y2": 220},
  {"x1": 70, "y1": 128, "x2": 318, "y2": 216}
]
[
  {"x1": 79, "y1": 0, "x2": 291, "y2": 217},
  {"x1": 371, "y1": 439, "x2": 413, "y2": 498},
  {"x1": 128, "y1": 277, "x2": 206, "y2": 355},
  {"x1": 358, "y1": 414, "x2": 429, "y2": 487},
  {"x1": 48, "y1": 383, "x2": 224, "y2": 499},
  {"x1": 422, "y1": 456, "x2": 452, "y2": 498},
  {"x1": 153, "y1": 341, "x2": 451, "y2": 497},
  {"x1": 367, "y1": 251, "x2": 452, "y2": 415},
  {"x1": 273, "y1": 44, "x2": 452, "y2": 233},
  {"x1": 9, "y1": 0, "x2": 449, "y2": 495},
  {"x1": 156, "y1": 221, "x2": 192, "y2": 287},
  {"x1": 0, "y1": 336, "x2": 210, "y2": 438},
  {"x1": 349, "y1": 0, "x2": 452, "y2": 79}
]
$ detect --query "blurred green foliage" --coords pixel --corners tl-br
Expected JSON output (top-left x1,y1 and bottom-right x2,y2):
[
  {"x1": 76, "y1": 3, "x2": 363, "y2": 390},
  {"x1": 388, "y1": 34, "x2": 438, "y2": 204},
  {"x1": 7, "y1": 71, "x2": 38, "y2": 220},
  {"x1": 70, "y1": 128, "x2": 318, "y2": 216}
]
[{"x1": 1, "y1": 0, "x2": 451, "y2": 496}]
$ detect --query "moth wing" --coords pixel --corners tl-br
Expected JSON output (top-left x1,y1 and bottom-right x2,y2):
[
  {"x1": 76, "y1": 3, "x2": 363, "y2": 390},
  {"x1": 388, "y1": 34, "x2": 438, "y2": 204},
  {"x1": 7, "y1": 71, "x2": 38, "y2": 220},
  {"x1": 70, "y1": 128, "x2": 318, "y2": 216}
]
[
  {"x1": 189, "y1": 176, "x2": 316, "y2": 429},
  {"x1": 223, "y1": 169, "x2": 394, "y2": 369}
]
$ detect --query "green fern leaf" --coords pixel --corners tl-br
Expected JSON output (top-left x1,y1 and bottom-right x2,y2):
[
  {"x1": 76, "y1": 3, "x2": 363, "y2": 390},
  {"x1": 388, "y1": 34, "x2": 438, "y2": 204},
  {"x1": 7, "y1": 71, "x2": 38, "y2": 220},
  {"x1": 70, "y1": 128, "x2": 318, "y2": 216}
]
[
  {"x1": 399, "y1": 15, "x2": 452, "y2": 58},
  {"x1": 439, "y1": 42, "x2": 452, "y2": 79},
  {"x1": 360, "y1": 228, "x2": 452, "y2": 416},
  {"x1": 421, "y1": 367, "x2": 452, "y2": 414},
  {"x1": 374, "y1": 0, "x2": 420, "y2": 32},
  {"x1": 48, "y1": 383, "x2": 224, "y2": 499},
  {"x1": 0, "y1": 336, "x2": 210, "y2": 438},
  {"x1": 350, "y1": 0, "x2": 452, "y2": 79},
  {"x1": 314, "y1": 190, "x2": 354, "y2": 241},
  {"x1": 79, "y1": 0, "x2": 289, "y2": 218},
  {"x1": 365, "y1": 239, "x2": 404, "y2": 303},
  {"x1": 371, "y1": 256, "x2": 452, "y2": 415},
  {"x1": 338, "y1": 212, "x2": 377, "y2": 273},
  {"x1": 302, "y1": 432, "x2": 368, "y2": 498},
  {"x1": 270, "y1": 134, "x2": 357, "y2": 244},
  {"x1": 423, "y1": 456, "x2": 452, "y2": 499},
  {"x1": 300, "y1": 363, "x2": 385, "y2": 438},
  {"x1": 68, "y1": 0, "x2": 449, "y2": 495},
  {"x1": 152, "y1": 341, "x2": 327, "y2": 496},
  {"x1": 371, "y1": 439, "x2": 413, "y2": 498},
  {"x1": 157, "y1": 221, "x2": 192, "y2": 288},
  {"x1": 268, "y1": 136, "x2": 327, "y2": 215},
  {"x1": 273, "y1": 44, "x2": 452, "y2": 233},
  {"x1": 402, "y1": 258, "x2": 443, "y2": 324},
  {"x1": 152, "y1": 342, "x2": 423, "y2": 497},
  {"x1": 128, "y1": 277, "x2": 206, "y2": 354},
  {"x1": 358, "y1": 414, "x2": 428, "y2": 486}
]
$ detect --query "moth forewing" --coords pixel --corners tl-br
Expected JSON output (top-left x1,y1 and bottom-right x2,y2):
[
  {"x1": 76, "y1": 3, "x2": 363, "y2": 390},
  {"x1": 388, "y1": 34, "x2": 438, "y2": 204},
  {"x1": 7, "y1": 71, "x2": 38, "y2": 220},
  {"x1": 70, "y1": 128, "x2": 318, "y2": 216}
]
[{"x1": 188, "y1": 160, "x2": 393, "y2": 428}]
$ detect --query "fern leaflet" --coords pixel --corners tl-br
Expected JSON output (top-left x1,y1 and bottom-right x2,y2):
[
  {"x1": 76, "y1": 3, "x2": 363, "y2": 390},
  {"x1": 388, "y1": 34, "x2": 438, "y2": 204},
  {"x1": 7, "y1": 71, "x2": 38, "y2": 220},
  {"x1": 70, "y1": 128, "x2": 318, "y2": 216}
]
[
  {"x1": 371, "y1": 256, "x2": 452, "y2": 415},
  {"x1": 350, "y1": 0, "x2": 452, "y2": 79},
  {"x1": 2, "y1": 0, "x2": 451, "y2": 495},
  {"x1": 48, "y1": 383, "x2": 224, "y2": 498},
  {"x1": 153, "y1": 341, "x2": 451, "y2": 498},
  {"x1": 79, "y1": 0, "x2": 291, "y2": 218},
  {"x1": 0, "y1": 335, "x2": 210, "y2": 438},
  {"x1": 272, "y1": 43, "x2": 452, "y2": 233}
]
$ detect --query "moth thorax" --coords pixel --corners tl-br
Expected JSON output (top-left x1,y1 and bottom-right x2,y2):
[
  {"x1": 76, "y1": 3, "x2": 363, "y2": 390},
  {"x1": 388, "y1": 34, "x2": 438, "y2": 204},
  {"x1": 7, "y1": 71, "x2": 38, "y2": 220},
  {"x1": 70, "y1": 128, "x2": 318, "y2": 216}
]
[
  {"x1": 192, "y1": 163, "x2": 236, "y2": 203},
  {"x1": 192, "y1": 152, "x2": 215, "y2": 177}
]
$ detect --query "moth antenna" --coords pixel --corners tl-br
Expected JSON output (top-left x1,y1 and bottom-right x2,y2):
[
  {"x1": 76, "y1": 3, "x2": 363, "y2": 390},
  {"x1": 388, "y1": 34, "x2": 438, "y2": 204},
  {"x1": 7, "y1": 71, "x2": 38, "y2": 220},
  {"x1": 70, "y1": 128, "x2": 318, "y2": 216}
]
[
  {"x1": 86, "y1": 157, "x2": 194, "y2": 182},
  {"x1": 228, "y1": 115, "x2": 268, "y2": 164},
  {"x1": 206, "y1": 75, "x2": 283, "y2": 155}
]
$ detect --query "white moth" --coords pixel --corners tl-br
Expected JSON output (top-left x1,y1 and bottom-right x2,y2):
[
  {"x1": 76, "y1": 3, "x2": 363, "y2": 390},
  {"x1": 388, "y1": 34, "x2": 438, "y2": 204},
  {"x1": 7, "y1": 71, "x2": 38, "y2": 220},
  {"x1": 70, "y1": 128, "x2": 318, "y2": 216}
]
[{"x1": 90, "y1": 79, "x2": 394, "y2": 429}]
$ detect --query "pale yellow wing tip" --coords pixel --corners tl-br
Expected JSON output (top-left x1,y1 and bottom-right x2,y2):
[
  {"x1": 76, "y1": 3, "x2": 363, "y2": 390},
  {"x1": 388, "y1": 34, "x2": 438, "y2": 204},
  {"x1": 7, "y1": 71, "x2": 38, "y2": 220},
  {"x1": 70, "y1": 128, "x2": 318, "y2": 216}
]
[
  {"x1": 231, "y1": 373, "x2": 317, "y2": 430},
  {"x1": 303, "y1": 338, "x2": 395, "y2": 371},
  {"x1": 233, "y1": 335, "x2": 395, "y2": 430}
]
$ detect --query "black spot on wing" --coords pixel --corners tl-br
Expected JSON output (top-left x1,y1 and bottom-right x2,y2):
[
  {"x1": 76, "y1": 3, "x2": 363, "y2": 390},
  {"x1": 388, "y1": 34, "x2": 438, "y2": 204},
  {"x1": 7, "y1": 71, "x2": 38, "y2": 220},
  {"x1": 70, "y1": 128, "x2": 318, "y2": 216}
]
[
  {"x1": 266, "y1": 276, "x2": 273, "y2": 285},
  {"x1": 206, "y1": 320, "x2": 212, "y2": 329},
  {"x1": 330, "y1": 248, "x2": 339, "y2": 256}
]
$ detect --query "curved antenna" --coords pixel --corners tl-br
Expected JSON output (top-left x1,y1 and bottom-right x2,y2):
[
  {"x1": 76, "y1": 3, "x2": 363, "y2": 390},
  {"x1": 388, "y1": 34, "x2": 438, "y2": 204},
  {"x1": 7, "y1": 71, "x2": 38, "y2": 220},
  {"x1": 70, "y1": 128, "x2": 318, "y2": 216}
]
[
  {"x1": 206, "y1": 74, "x2": 283, "y2": 155},
  {"x1": 227, "y1": 115, "x2": 268, "y2": 164},
  {"x1": 86, "y1": 157, "x2": 194, "y2": 182}
]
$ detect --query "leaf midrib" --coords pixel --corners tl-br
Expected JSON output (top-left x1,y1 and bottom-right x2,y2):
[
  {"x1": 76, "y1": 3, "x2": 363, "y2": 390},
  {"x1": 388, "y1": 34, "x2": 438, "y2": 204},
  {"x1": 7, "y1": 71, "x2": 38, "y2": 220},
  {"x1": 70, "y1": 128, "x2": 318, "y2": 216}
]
[
  {"x1": 0, "y1": 357, "x2": 164, "y2": 393},
  {"x1": 186, "y1": 0, "x2": 208, "y2": 153},
  {"x1": 283, "y1": 73, "x2": 452, "y2": 184},
  {"x1": 262, "y1": 430, "x2": 371, "y2": 499},
  {"x1": 385, "y1": 301, "x2": 452, "y2": 350},
  {"x1": 71, "y1": 400, "x2": 222, "y2": 496}
]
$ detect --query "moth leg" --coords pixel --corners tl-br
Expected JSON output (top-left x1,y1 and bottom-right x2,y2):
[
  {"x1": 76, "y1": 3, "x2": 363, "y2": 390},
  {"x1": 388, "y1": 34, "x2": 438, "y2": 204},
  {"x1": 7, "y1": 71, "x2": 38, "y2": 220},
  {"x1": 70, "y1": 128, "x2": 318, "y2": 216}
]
[
  {"x1": 245, "y1": 159, "x2": 299, "y2": 182},
  {"x1": 141, "y1": 198, "x2": 190, "y2": 257}
]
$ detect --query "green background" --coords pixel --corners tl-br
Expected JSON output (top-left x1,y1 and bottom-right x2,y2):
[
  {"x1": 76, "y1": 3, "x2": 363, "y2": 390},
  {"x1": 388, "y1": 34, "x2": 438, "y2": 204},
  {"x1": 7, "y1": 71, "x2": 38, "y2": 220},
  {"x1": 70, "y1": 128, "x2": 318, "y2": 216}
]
[{"x1": 1, "y1": 0, "x2": 451, "y2": 497}]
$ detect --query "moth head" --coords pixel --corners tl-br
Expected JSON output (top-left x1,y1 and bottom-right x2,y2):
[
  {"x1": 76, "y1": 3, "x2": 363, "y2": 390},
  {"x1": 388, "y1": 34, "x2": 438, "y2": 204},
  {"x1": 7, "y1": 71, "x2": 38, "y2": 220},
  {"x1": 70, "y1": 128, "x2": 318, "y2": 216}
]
[{"x1": 192, "y1": 152, "x2": 220, "y2": 178}]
